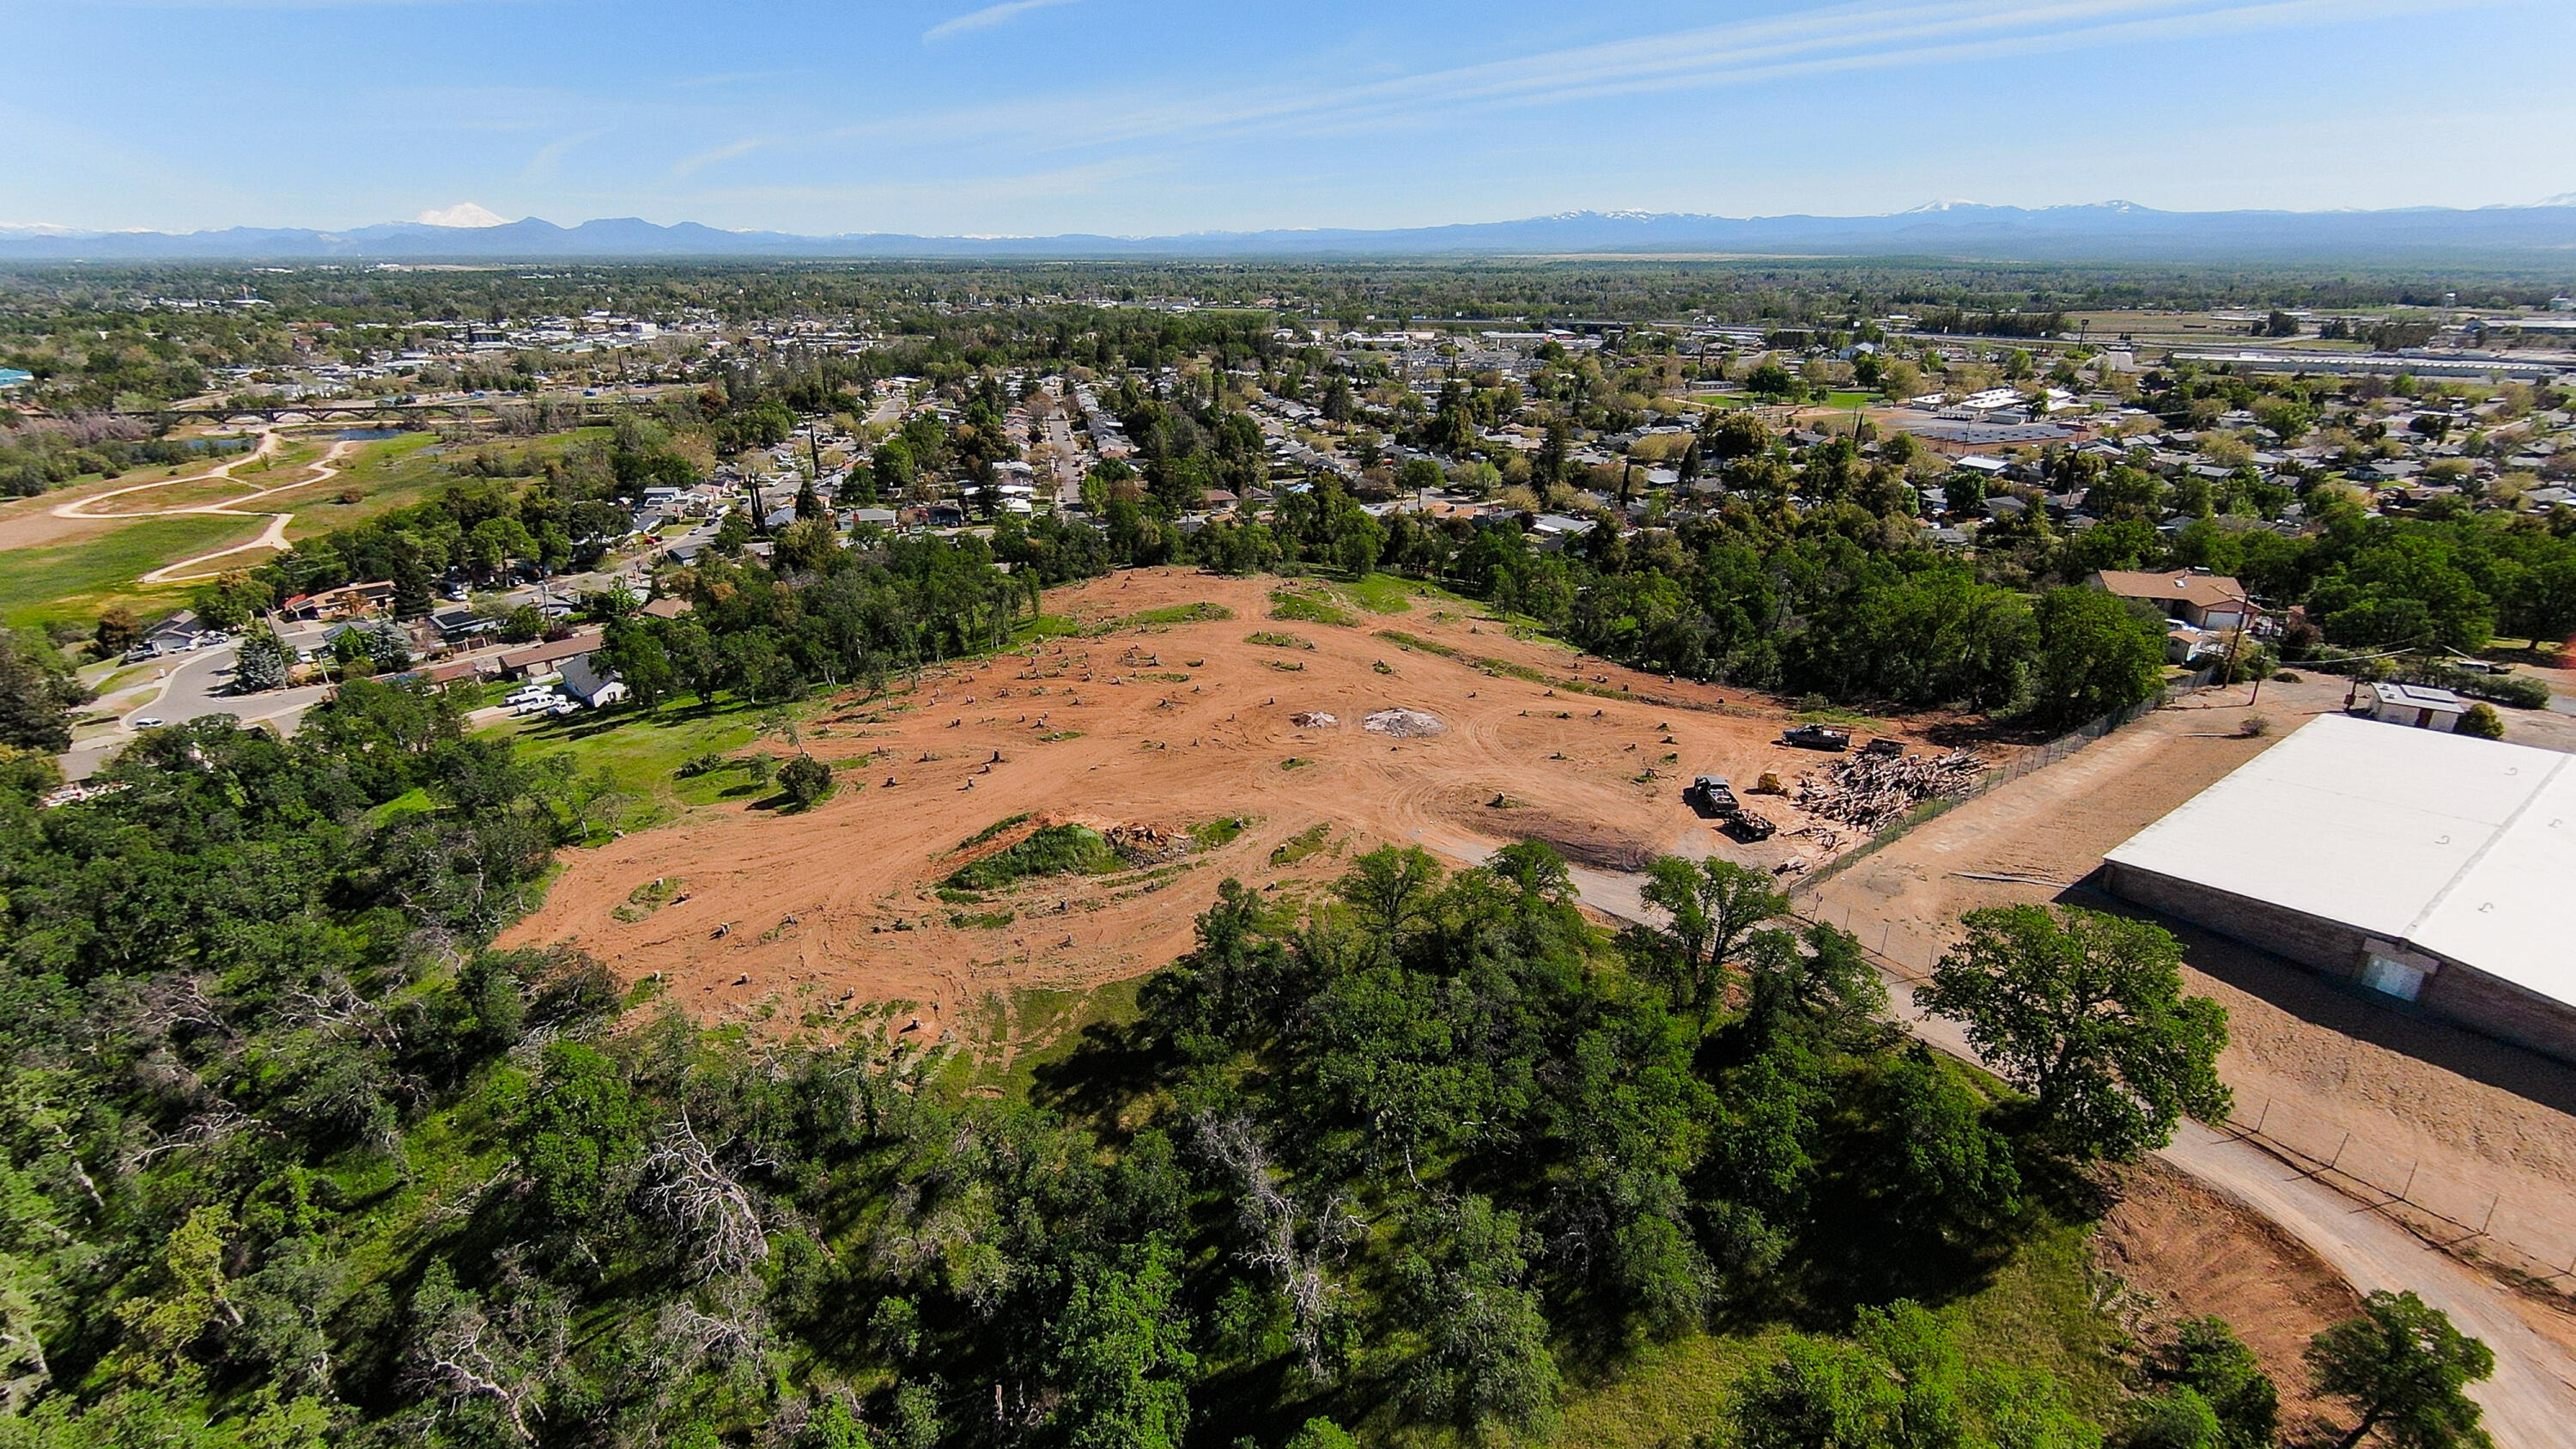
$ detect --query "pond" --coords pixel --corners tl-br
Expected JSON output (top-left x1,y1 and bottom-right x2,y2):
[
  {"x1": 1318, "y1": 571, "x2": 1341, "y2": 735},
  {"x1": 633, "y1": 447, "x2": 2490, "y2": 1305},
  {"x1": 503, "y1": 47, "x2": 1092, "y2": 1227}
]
[{"x1": 331, "y1": 428, "x2": 409, "y2": 441}]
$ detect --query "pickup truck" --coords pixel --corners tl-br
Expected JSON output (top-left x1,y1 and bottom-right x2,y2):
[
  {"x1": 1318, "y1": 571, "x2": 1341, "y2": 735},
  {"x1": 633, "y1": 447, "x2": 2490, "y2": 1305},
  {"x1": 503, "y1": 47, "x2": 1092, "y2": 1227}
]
[
  {"x1": 1684, "y1": 775, "x2": 1741, "y2": 817},
  {"x1": 1781, "y1": 724, "x2": 1852, "y2": 752}
]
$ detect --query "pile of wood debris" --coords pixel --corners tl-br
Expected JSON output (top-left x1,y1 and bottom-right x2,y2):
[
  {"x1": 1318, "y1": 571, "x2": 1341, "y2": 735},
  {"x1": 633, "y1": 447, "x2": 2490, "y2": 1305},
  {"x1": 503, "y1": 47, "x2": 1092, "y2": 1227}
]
[
  {"x1": 1793, "y1": 749, "x2": 1985, "y2": 832},
  {"x1": 1107, "y1": 824, "x2": 1194, "y2": 867}
]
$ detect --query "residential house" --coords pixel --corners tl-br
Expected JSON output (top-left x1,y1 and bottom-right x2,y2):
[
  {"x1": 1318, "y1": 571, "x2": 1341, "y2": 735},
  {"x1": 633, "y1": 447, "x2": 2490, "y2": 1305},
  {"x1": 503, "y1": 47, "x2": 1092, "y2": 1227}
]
[
  {"x1": 557, "y1": 654, "x2": 629, "y2": 709},
  {"x1": 497, "y1": 630, "x2": 606, "y2": 682},
  {"x1": 2088, "y1": 569, "x2": 2250, "y2": 632}
]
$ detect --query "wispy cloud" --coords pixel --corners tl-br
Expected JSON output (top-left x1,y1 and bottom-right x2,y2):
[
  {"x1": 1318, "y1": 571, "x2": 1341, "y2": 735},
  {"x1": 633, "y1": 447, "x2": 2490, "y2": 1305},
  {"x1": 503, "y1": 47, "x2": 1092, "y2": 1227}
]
[
  {"x1": 922, "y1": 0, "x2": 1080, "y2": 45},
  {"x1": 521, "y1": 126, "x2": 610, "y2": 182},
  {"x1": 842, "y1": 0, "x2": 2486, "y2": 155},
  {"x1": 671, "y1": 137, "x2": 764, "y2": 179}
]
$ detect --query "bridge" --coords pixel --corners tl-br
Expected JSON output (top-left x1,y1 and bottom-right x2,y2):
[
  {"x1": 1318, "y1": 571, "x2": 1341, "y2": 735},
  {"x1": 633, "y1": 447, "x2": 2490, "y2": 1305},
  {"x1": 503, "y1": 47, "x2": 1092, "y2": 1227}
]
[{"x1": 111, "y1": 394, "x2": 657, "y2": 427}]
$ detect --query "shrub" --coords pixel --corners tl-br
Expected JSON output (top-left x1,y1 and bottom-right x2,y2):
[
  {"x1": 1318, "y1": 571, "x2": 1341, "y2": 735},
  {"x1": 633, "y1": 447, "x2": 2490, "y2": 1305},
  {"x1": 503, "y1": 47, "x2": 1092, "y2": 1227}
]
[
  {"x1": 2458, "y1": 703, "x2": 2505, "y2": 740},
  {"x1": 945, "y1": 824, "x2": 1121, "y2": 891},
  {"x1": 2478, "y1": 674, "x2": 2551, "y2": 709},
  {"x1": 779, "y1": 753, "x2": 834, "y2": 809}
]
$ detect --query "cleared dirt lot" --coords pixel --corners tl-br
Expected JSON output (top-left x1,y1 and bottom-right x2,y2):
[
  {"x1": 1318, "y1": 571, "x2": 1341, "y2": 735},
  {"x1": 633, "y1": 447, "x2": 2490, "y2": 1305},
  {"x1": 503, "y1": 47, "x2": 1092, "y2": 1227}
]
[{"x1": 504, "y1": 569, "x2": 1984, "y2": 1041}]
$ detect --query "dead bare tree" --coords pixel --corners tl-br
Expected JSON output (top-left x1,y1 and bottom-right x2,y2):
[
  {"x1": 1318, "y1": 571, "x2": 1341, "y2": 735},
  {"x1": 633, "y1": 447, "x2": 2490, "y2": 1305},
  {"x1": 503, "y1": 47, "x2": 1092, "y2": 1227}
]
[
  {"x1": 411, "y1": 1265, "x2": 565, "y2": 1446},
  {"x1": 636, "y1": 1113, "x2": 768, "y2": 1282},
  {"x1": 1194, "y1": 1114, "x2": 1361, "y2": 1379}
]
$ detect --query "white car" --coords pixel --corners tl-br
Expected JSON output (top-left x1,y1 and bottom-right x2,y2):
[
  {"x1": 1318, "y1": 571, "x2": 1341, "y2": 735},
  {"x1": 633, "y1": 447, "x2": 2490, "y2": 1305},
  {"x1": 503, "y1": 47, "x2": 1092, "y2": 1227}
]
[{"x1": 131, "y1": 716, "x2": 164, "y2": 728}]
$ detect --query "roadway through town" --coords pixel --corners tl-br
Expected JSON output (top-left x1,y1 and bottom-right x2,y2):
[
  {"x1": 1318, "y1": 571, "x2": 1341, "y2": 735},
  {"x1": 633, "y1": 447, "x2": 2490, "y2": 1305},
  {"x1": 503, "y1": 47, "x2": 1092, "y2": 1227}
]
[{"x1": 64, "y1": 639, "x2": 334, "y2": 780}]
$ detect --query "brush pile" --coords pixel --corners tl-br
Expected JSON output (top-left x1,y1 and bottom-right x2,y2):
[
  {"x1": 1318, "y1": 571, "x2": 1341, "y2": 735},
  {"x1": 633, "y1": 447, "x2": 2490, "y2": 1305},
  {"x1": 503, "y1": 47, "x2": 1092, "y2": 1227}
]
[{"x1": 1794, "y1": 749, "x2": 1985, "y2": 831}]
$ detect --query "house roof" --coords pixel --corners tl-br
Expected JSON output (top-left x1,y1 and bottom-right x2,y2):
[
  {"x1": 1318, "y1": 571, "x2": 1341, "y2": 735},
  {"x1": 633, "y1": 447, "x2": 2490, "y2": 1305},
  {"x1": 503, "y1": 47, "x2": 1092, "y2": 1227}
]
[
  {"x1": 2372, "y1": 681, "x2": 2465, "y2": 711},
  {"x1": 640, "y1": 596, "x2": 691, "y2": 620},
  {"x1": 2093, "y1": 569, "x2": 2248, "y2": 611},
  {"x1": 2104, "y1": 714, "x2": 2574, "y2": 1007},
  {"x1": 498, "y1": 630, "x2": 605, "y2": 672}
]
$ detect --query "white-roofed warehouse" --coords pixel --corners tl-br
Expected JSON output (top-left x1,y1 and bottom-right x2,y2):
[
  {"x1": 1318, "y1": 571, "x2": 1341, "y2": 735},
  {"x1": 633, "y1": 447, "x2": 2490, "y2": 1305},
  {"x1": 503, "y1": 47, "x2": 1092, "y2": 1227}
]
[{"x1": 2101, "y1": 712, "x2": 2576, "y2": 1063}]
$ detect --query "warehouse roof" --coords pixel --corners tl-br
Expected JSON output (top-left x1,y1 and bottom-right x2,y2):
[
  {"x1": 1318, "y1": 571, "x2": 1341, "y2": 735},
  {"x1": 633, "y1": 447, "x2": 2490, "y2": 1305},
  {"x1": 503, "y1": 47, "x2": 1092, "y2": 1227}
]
[{"x1": 2104, "y1": 713, "x2": 2575, "y2": 1005}]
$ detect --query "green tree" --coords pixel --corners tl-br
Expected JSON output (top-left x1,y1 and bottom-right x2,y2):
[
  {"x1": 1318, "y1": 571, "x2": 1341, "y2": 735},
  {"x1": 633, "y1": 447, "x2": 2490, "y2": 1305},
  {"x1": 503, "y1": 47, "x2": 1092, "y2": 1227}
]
[
  {"x1": 93, "y1": 606, "x2": 142, "y2": 655},
  {"x1": 1333, "y1": 845, "x2": 1443, "y2": 947},
  {"x1": 778, "y1": 754, "x2": 834, "y2": 810},
  {"x1": 1919, "y1": 905, "x2": 2229, "y2": 1160},
  {"x1": 0, "y1": 629, "x2": 88, "y2": 752},
  {"x1": 232, "y1": 624, "x2": 293, "y2": 693},
  {"x1": 2457, "y1": 703, "x2": 2504, "y2": 740},
  {"x1": 2306, "y1": 1291, "x2": 2493, "y2": 1449},
  {"x1": 1637, "y1": 855, "x2": 1788, "y2": 1025},
  {"x1": 1284, "y1": 1418, "x2": 1358, "y2": 1449},
  {"x1": 2030, "y1": 587, "x2": 2166, "y2": 728},
  {"x1": 1396, "y1": 1196, "x2": 1561, "y2": 1436},
  {"x1": 2167, "y1": 1317, "x2": 2278, "y2": 1449},
  {"x1": 1048, "y1": 1244, "x2": 1195, "y2": 1449}
]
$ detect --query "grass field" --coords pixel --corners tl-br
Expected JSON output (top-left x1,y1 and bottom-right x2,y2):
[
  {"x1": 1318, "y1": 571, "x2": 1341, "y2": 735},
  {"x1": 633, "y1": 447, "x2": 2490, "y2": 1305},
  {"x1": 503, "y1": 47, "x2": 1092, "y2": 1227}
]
[
  {"x1": 491, "y1": 700, "x2": 775, "y2": 830},
  {"x1": 0, "y1": 426, "x2": 616, "y2": 631},
  {"x1": 0, "y1": 513, "x2": 265, "y2": 628}
]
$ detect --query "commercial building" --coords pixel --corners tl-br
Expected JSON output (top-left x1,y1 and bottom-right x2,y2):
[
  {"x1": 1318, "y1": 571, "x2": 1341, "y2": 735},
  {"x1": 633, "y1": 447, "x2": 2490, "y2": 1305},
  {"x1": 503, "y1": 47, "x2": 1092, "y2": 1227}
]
[{"x1": 2101, "y1": 714, "x2": 2576, "y2": 1062}]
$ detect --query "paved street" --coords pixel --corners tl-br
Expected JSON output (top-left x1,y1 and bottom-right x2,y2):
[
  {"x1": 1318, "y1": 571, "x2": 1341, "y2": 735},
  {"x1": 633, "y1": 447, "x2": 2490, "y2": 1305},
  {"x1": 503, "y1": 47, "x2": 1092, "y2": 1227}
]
[{"x1": 63, "y1": 642, "x2": 332, "y2": 781}]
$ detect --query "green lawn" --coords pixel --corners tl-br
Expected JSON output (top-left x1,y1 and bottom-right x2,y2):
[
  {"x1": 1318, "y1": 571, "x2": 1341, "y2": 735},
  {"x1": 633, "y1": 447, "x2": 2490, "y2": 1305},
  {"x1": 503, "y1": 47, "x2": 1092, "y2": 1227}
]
[
  {"x1": 0, "y1": 514, "x2": 266, "y2": 628},
  {"x1": 289, "y1": 431, "x2": 457, "y2": 536},
  {"x1": 489, "y1": 702, "x2": 770, "y2": 830}
]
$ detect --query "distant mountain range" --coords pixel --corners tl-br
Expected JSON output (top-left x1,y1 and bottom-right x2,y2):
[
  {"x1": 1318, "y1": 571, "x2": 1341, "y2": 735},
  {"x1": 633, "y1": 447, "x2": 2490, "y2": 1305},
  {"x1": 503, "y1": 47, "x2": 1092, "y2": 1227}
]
[{"x1": 4, "y1": 203, "x2": 2574, "y2": 263}]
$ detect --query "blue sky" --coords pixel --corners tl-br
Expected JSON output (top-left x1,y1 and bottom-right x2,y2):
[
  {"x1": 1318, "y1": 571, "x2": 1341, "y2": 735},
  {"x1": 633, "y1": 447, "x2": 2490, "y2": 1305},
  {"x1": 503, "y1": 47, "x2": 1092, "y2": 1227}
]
[{"x1": 3, "y1": 0, "x2": 2571, "y2": 234}]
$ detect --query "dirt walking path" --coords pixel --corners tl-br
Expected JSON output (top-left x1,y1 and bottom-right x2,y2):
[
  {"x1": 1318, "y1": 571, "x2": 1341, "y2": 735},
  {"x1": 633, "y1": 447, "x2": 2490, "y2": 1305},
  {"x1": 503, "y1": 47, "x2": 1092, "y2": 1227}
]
[{"x1": 44, "y1": 431, "x2": 356, "y2": 585}]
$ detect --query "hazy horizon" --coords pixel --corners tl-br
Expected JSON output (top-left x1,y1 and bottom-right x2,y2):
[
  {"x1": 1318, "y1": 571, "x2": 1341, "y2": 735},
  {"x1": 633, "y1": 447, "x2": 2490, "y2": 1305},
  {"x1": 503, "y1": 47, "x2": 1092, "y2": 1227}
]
[{"x1": 6, "y1": 0, "x2": 2573, "y2": 237}]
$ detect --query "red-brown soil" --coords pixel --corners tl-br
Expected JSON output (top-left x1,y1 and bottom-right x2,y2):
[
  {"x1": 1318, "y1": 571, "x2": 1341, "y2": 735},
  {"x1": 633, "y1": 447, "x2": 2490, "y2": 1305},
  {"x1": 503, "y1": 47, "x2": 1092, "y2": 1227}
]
[{"x1": 502, "y1": 569, "x2": 1977, "y2": 1038}]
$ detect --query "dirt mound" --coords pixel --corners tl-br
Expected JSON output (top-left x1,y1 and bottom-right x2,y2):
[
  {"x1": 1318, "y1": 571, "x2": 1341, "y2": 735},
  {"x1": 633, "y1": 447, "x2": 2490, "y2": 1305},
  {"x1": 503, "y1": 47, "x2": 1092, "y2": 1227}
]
[{"x1": 1363, "y1": 707, "x2": 1445, "y2": 737}]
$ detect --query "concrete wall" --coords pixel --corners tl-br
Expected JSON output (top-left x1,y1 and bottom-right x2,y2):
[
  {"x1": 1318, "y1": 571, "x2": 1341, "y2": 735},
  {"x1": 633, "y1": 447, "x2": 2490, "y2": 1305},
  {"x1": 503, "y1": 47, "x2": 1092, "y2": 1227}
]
[
  {"x1": 2101, "y1": 861, "x2": 2372, "y2": 981},
  {"x1": 2100, "y1": 861, "x2": 2576, "y2": 1067}
]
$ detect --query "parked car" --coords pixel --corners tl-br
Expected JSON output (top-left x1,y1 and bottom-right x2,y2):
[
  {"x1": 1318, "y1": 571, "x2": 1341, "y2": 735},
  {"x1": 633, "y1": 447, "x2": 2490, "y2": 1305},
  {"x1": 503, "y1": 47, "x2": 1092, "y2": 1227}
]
[
  {"x1": 131, "y1": 716, "x2": 163, "y2": 728},
  {"x1": 1782, "y1": 724, "x2": 1852, "y2": 752}
]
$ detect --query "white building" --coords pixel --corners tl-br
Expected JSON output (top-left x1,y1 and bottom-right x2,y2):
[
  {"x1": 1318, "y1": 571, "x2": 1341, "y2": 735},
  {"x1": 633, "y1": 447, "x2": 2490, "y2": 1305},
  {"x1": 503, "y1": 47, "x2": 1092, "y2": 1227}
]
[{"x1": 2363, "y1": 681, "x2": 2468, "y2": 733}]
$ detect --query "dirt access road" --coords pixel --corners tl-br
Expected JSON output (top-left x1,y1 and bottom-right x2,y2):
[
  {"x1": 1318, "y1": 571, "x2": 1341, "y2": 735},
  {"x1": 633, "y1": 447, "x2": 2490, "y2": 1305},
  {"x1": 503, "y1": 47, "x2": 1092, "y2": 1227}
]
[
  {"x1": 1774, "y1": 681, "x2": 2576, "y2": 1445},
  {"x1": 505, "y1": 569, "x2": 1982, "y2": 1040}
]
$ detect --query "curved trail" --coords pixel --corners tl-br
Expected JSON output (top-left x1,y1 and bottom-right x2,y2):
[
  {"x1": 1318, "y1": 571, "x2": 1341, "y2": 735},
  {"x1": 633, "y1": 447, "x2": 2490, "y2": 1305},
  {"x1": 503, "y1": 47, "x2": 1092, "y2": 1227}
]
[{"x1": 50, "y1": 431, "x2": 359, "y2": 585}]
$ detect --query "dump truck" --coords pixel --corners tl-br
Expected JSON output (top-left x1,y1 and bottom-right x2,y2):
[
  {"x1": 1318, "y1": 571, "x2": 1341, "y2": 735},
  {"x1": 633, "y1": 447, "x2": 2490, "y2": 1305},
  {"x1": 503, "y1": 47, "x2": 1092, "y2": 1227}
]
[{"x1": 1782, "y1": 724, "x2": 1852, "y2": 752}]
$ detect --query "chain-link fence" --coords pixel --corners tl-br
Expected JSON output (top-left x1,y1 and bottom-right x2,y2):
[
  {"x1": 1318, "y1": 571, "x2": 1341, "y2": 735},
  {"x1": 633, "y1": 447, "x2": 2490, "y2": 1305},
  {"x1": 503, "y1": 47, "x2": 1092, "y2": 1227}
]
[
  {"x1": 1796, "y1": 668, "x2": 2217, "y2": 898},
  {"x1": 2215, "y1": 1095, "x2": 2576, "y2": 1297}
]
